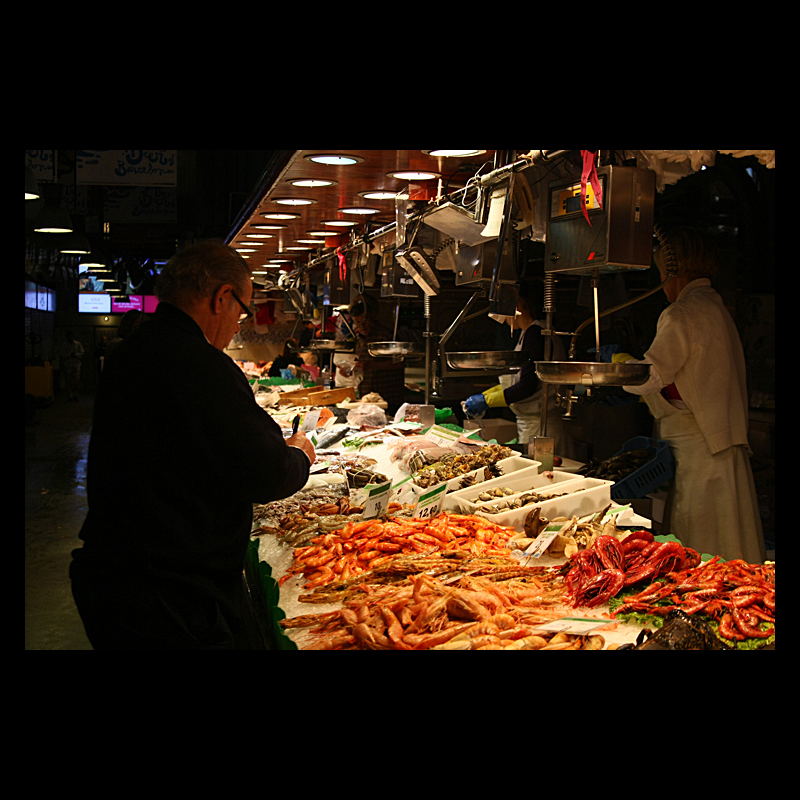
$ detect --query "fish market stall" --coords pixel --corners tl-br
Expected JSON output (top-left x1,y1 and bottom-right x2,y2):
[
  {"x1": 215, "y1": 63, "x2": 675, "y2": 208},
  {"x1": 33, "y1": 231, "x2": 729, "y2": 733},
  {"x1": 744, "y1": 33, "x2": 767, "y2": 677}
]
[{"x1": 246, "y1": 415, "x2": 775, "y2": 650}]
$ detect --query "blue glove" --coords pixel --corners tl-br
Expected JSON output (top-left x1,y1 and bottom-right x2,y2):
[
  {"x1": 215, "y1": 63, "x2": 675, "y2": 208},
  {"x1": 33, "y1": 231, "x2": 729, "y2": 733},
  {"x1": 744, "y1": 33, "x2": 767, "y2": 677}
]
[
  {"x1": 280, "y1": 368, "x2": 294, "y2": 380},
  {"x1": 464, "y1": 393, "x2": 489, "y2": 418},
  {"x1": 588, "y1": 344, "x2": 619, "y2": 363}
]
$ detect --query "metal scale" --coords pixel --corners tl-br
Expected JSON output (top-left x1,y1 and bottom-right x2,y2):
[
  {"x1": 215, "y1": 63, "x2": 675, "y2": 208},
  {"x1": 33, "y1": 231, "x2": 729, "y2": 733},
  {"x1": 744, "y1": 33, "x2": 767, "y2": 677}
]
[{"x1": 534, "y1": 163, "x2": 681, "y2": 429}]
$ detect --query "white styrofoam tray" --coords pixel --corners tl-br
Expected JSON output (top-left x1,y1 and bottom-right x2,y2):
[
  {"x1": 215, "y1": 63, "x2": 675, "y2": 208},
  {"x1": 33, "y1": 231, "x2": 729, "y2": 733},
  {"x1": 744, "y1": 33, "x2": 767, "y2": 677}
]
[
  {"x1": 445, "y1": 467, "x2": 582, "y2": 513},
  {"x1": 410, "y1": 455, "x2": 541, "y2": 498},
  {"x1": 466, "y1": 476, "x2": 615, "y2": 532}
]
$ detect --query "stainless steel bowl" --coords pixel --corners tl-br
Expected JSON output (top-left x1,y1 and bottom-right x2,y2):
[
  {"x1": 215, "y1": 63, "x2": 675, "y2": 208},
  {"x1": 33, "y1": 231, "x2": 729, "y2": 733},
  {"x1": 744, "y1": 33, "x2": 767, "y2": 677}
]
[
  {"x1": 446, "y1": 350, "x2": 530, "y2": 370},
  {"x1": 367, "y1": 342, "x2": 423, "y2": 358},
  {"x1": 534, "y1": 361, "x2": 651, "y2": 386}
]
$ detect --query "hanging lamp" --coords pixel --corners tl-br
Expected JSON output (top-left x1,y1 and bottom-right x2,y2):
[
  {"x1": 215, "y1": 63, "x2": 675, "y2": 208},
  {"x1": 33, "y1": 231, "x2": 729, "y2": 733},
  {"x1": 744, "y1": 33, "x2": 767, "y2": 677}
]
[{"x1": 25, "y1": 166, "x2": 40, "y2": 200}]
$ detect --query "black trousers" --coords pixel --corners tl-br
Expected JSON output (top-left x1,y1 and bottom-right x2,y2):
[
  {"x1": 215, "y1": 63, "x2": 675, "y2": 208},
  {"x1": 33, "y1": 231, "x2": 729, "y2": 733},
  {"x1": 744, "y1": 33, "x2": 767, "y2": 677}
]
[{"x1": 70, "y1": 559, "x2": 257, "y2": 650}]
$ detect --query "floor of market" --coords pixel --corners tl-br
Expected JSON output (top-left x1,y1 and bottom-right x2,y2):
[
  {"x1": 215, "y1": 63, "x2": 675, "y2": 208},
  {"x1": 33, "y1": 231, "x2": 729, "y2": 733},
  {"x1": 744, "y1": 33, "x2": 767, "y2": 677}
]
[{"x1": 25, "y1": 392, "x2": 94, "y2": 650}]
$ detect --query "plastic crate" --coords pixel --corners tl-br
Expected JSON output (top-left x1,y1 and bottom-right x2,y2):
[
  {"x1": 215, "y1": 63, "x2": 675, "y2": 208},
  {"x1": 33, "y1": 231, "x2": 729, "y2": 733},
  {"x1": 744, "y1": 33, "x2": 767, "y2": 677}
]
[{"x1": 609, "y1": 436, "x2": 675, "y2": 500}]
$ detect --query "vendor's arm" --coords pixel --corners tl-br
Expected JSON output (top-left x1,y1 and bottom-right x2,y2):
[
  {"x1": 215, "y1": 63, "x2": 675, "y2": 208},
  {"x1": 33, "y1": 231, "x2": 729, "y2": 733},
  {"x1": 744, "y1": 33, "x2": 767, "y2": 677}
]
[
  {"x1": 502, "y1": 325, "x2": 544, "y2": 405},
  {"x1": 623, "y1": 304, "x2": 692, "y2": 396}
]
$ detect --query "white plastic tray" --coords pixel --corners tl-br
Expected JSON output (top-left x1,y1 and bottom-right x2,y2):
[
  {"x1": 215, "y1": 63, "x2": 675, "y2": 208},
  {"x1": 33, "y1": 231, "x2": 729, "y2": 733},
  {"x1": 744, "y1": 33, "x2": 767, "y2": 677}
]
[
  {"x1": 445, "y1": 467, "x2": 582, "y2": 513},
  {"x1": 410, "y1": 455, "x2": 540, "y2": 498},
  {"x1": 468, "y1": 477, "x2": 615, "y2": 531}
]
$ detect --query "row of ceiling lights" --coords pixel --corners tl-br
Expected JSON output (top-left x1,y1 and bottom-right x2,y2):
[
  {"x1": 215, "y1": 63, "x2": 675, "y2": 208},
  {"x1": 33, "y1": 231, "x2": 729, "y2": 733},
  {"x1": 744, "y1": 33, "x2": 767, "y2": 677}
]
[{"x1": 235, "y1": 151, "x2": 488, "y2": 269}]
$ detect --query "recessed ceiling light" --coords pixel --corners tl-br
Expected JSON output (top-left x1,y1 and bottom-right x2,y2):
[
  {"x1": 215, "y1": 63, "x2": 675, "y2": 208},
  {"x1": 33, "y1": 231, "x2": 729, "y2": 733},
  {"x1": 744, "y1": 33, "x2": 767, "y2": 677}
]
[
  {"x1": 296, "y1": 239, "x2": 326, "y2": 245},
  {"x1": 289, "y1": 179, "x2": 337, "y2": 187},
  {"x1": 261, "y1": 212, "x2": 300, "y2": 220},
  {"x1": 338, "y1": 207, "x2": 380, "y2": 215},
  {"x1": 235, "y1": 248, "x2": 257, "y2": 253},
  {"x1": 305, "y1": 154, "x2": 364, "y2": 166},
  {"x1": 245, "y1": 234, "x2": 272, "y2": 239},
  {"x1": 358, "y1": 190, "x2": 397, "y2": 199},
  {"x1": 321, "y1": 220, "x2": 357, "y2": 227},
  {"x1": 273, "y1": 197, "x2": 317, "y2": 206},
  {"x1": 253, "y1": 223, "x2": 287, "y2": 230},
  {"x1": 268, "y1": 259, "x2": 291, "y2": 263},
  {"x1": 306, "y1": 230, "x2": 333, "y2": 237},
  {"x1": 387, "y1": 170, "x2": 441, "y2": 180},
  {"x1": 421, "y1": 150, "x2": 487, "y2": 157},
  {"x1": 286, "y1": 246, "x2": 313, "y2": 251}
]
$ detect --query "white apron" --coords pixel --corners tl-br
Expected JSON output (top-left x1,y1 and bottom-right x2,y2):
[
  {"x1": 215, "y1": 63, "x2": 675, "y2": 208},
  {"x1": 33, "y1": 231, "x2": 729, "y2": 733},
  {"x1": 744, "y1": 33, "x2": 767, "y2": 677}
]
[{"x1": 645, "y1": 391, "x2": 766, "y2": 563}]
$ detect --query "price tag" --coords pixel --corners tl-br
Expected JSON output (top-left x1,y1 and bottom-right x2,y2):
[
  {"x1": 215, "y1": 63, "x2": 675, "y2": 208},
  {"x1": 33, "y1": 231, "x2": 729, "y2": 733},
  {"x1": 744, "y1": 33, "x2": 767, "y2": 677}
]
[
  {"x1": 523, "y1": 519, "x2": 572, "y2": 559},
  {"x1": 423, "y1": 425, "x2": 462, "y2": 448},
  {"x1": 534, "y1": 617, "x2": 609, "y2": 635},
  {"x1": 414, "y1": 482, "x2": 448, "y2": 520},
  {"x1": 362, "y1": 481, "x2": 393, "y2": 520}
]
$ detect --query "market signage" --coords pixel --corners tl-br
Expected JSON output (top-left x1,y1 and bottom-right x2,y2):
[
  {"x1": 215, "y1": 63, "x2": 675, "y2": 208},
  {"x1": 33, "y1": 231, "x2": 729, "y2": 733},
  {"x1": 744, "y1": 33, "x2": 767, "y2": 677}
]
[{"x1": 76, "y1": 150, "x2": 178, "y2": 186}]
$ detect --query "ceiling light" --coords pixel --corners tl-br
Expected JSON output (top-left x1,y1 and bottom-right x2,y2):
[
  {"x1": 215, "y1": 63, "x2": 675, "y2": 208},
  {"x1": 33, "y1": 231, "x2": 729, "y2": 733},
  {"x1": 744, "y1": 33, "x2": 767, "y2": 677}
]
[
  {"x1": 322, "y1": 220, "x2": 357, "y2": 227},
  {"x1": 34, "y1": 205, "x2": 74, "y2": 233},
  {"x1": 80, "y1": 252, "x2": 107, "y2": 269},
  {"x1": 289, "y1": 179, "x2": 337, "y2": 187},
  {"x1": 235, "y1": 248, "x2": 257, "y2": 253},
  {"x1": 306, "y1": 230, "x2": 333, "y2": 237},
  {"x1": 58, "y1": 232, "x2": 92, "y2": 254},
  {"x1": 358, "y1": 190, "x2": 397, "y2": 200},
  {"x1": 253, "y1": 223, "x2": 287, "y2": 230},
  {"x1": 273, "y1": 198, "x2": 316, "y2": 206},
  {"x1": 287, "y1": 246, "x2": 313, "y2": 251},
  {"x1": 261, "y1": 212, "x2": 300, "y2": 220},
  {"x1": 251, "y1": 270, "x2": 269, "y2": 275},
  {"x1": 305, "y1": 154, "x2": 364, "y2": 166},
  {"x1": 296, "y1": 239, "x2": 326, "y2": 245},
  {"x1": 268, "y1": 259, "x2": 291, "y2": 264},
  {"x1": 338, "y1": 207, "x2": 380, "y2": 215},
  {"x1": 422, "y1": 150, "x2": 487, "y2": 157},
  {"x1": 25, "y1": 166, "x2": 40, "y2": 200},
  {"x1": 387, "y1": 170, "x2": 440, "y2": 180},
  {"x1": 245, "y1": 233, "x2": 272, "y2": 238}
]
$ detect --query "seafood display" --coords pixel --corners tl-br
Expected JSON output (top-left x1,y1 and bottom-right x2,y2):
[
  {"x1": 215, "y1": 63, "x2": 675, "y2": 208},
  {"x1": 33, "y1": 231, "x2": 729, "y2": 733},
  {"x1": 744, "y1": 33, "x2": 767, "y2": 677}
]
[
  {"x1": 619, "y1": 609, "x2": 733, "y2": 650},
  {"x1": 563, "y1": 530, "x2": 701, "y2": 608},
  {"x1": 280, "y1": 572, "x2": 579, "y2": 650},
  {"x1": 508, "y1": 507, "x2": 618, "y2": 558},
  {"x1": 279, "y1": 513, "x2": 519, "y2": 590},
  {"x1": 247, "y1": 413, "x2": 774, "y2": 651},
  {"x1": 478, "y1": 487, "x2": 569, "y2": 514},
  {"x1": 578, "y1": 447, "x2": 653, "y2": 481},
  {"x1": 611, "y1": 557, "x2": 775, "y2": 648},
  {"x1": 411, "y1": 445, "x2": 515, "y2": 488}
]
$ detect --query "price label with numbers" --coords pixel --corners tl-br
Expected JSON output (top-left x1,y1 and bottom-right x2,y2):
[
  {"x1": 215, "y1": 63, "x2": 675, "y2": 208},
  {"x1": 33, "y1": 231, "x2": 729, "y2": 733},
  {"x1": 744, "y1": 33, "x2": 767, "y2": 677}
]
[
  {"x1": 423, "y1": 425, "x2": 462, "y2": 448},
  {"x1": 362, "y1": 481, "x2": 393, "y2": 520},
  {"x1": 414, "y1": 482, "x2": 448, "y2": 520}
]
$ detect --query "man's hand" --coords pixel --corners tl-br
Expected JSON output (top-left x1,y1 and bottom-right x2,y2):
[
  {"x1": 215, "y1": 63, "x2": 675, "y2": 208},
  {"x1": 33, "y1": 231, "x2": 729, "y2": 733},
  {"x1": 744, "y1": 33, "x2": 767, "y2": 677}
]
[{"x1": 287, "y1": 431, "x2": 315, "y2": 463}]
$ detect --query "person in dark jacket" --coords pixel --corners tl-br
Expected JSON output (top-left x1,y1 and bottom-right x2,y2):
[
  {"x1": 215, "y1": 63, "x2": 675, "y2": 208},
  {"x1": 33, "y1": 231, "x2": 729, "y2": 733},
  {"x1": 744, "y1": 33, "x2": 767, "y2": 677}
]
[{"x1": 70, "y1": 240, "x2": 314, "y2": 650}]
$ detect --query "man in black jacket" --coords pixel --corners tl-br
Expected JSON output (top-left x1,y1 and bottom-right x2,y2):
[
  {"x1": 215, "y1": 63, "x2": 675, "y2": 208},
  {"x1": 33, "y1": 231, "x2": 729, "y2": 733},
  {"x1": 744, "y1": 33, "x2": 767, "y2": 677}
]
[{"x1": 71, "y1": 240, "x2": 314, "y2": 650}]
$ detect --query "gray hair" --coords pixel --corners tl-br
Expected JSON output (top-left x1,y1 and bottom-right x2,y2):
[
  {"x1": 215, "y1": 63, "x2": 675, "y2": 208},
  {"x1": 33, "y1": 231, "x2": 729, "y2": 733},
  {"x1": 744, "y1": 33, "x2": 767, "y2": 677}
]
[{"x1": 157, "y1": 239, "x2": 251, "y2": 307}]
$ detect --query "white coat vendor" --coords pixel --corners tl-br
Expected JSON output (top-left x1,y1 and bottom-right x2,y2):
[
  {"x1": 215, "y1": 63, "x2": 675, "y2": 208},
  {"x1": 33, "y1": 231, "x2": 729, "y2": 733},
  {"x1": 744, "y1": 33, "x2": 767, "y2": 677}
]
[
  {"x1": 463, "y1": 284, "x2": 570, "y2": 452},
  {"x1": 618, "y1": 227, "x2": 766, "y2": 563}
]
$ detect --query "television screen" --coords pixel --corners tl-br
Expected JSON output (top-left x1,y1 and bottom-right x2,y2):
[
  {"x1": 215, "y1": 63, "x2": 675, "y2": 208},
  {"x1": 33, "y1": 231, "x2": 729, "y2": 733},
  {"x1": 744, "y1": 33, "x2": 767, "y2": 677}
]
[
  {"x1": 112, "y1": 295, "x2": 143, "y2": 313},
  {"x1": 78, "y1": 293, "x2": 111, "y2": 313},
  {"x1": 143, "y1": 295, "x2": 160, "y2": 314},
  {"x1": 25, "y1": 280, "x2": 37, "y2": 310}
]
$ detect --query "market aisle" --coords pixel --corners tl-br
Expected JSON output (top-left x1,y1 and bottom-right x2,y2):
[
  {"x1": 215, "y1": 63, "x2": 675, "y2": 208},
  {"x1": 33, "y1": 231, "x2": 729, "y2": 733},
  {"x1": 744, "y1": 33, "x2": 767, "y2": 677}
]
[{"x1": 25, "y1": 393, "x2": 94, "y2": 650}]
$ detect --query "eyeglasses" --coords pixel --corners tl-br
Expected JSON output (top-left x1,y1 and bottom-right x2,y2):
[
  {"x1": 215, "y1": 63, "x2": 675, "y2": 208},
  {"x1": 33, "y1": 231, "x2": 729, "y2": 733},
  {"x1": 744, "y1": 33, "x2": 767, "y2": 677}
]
[{"x1": 231, "y1": 289, "x2": 254, "y2": 323}]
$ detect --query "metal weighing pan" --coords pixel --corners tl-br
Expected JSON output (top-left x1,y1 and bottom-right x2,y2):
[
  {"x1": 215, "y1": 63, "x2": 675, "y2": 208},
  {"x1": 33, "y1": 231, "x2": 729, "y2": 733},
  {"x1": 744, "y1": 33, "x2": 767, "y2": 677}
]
[
  {"x1": 446, "y1": 351, "x2": 530, "y2": 370},
  {"x1": 312, "y1": 340, "x2": 354, "y2": 352},
  {"x1": 367, "y1": 341, "x2": 423, "y2": 359},
  {"x1": 535, "y1": 361, "x2": 651, "y2": 386}
]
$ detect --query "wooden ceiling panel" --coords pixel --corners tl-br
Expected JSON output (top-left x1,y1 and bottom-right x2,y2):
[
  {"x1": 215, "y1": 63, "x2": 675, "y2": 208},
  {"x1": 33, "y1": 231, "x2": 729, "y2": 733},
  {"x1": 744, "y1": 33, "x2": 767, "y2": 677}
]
[{"x1": 229, "y1": 149, "x2": 495, "y2": 273}]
